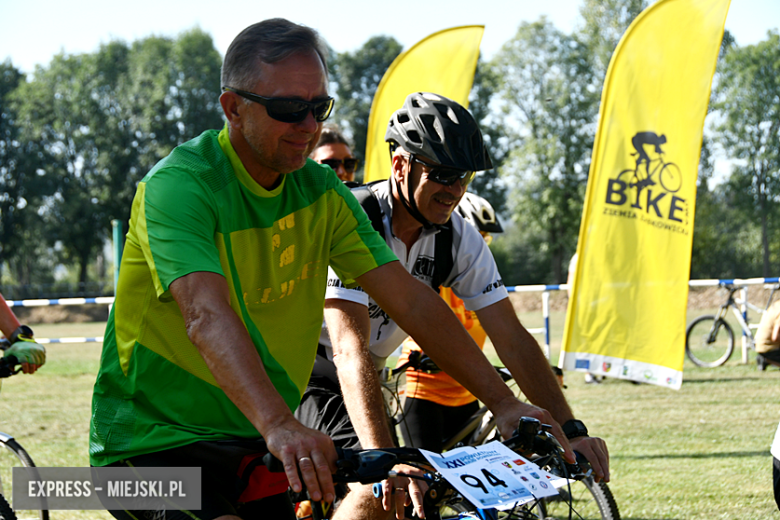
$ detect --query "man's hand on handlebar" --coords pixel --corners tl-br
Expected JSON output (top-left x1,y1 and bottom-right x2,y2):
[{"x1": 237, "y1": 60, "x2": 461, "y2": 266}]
[
  {"x1": 492, "y1": 397, "x2": 579, "y2": 466},
  {"x1": 380, "y1": 464, "x2": 428, "y2": 519},
  {"x1": 6, "y1": 338, "x2": 46, "y2": 374},
  {"x1": 570, "y1": 436, "x2": 610, "y2": 482},
  {"x1": 263, "y1": 416, "x2": 338, "y2": 504}
]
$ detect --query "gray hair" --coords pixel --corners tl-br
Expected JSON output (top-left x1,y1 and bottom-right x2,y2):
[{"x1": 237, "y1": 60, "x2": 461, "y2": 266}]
[{"x1": 221, "y1": 18, "x2": 329, "y2": 90}]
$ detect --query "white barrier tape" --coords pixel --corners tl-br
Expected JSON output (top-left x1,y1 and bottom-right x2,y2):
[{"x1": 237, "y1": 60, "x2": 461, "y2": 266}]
[
  {"x1": 35, "y1": 337, "x2": 103, "y2": 344},
  {"x1": 8, "y1": 297, "x2": 115, "y2": 307}
]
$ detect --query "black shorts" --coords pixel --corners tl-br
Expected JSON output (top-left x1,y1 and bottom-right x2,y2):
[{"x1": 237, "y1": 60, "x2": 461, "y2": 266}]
[
  {"x1": 99, "y1": 439, "x2": 295, "y2": 520},
  {"x1": 294, "y1": 373, "x2": 362, "y2": 450},
  {"x1": 401, "y1": 397, "x2": 480, "y2": 453}
]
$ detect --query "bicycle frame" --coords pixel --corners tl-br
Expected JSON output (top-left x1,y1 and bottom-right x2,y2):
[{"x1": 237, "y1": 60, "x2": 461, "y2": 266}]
[{"x1": 713, "y1": 296, "x2": 753, "y2": 343}]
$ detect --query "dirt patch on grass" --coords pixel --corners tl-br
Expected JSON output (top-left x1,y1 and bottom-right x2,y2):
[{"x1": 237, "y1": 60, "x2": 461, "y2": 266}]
[
  {"x1": 507, "y1": 285, "x2": 769, "y2": 314},
  {"x1": 12, "y1": 304, "x2": 110, "y2": 324},
  {"x1": 14, "y1": 285, "x2": 776, "y2": 325}
]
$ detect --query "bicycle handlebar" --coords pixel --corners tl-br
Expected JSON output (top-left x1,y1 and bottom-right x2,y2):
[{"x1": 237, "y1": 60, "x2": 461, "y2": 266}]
[
  {"x1": 0, "y1": 338, "x2": 21, "y2": 377},
  {"x1": 386, "y1": 350, "x2": 516, "y2": 384},
  {"x1": 262, "y1": 416, "x2": 587, "y2": 514},
  {"x1": 0, "y1": 354, "x2": 20, "y2": 378}
]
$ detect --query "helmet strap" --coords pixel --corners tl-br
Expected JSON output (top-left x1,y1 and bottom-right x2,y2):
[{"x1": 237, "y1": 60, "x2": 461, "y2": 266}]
[{"x1": 393, "y1": 156, "x2": 435, "y2": 230}]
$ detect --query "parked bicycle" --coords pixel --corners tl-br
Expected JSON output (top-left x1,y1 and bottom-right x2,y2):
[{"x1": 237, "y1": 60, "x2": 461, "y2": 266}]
[
  {"x1": 0, "y1": 339, "x2": 49, "y2": 520},
  {"x1": 380, "y1": 352, "x2": 620, "y2": 520},
  {"x1": 271, "y1": 416, "x2": 600, "y2": 520},
  {"x1": 685, "y1": 282, "x2": 780, "y2": 368}
]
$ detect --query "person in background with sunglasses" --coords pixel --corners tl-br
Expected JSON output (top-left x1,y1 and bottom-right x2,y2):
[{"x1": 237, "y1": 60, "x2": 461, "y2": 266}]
[
  {"x1": 297, "y1": 92, "x2": 610, "y2": 520},
  {"x1": 90, "y1": 20, "x2": 553, "y2": 520},
  {"x1": 310, "y1": 125, "x2": 359, "y2": 183}
]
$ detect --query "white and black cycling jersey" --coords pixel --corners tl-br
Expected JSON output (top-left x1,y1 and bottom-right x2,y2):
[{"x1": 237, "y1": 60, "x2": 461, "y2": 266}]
[{"x1": 320, "y1": 180, "x2": 508, "y2": 369}]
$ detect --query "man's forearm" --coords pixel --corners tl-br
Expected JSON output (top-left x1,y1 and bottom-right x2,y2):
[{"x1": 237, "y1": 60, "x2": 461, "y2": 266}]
[
  {"x1": 478, "y1": 299, "x2": 574, "y2": 424},
  {"x1": 325, "y1": 302, "x2": 395, "y2": 448},
  {"x1": 0, "y1": 295, "x2": 21, "y2": 339},
  {"x1": 358, "y1": 263, "x2": 517, "y2": 413},
  {"x1": 171, "y1": 272, "x2": 296, "y2": 436}
]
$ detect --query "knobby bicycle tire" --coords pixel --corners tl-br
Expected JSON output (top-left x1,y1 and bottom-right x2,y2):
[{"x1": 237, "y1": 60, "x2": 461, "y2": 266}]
[
  {"x1": 537, "y1": 477, "x2": 620, "y2": 520},
  {"x1": 0, "y1": 437, "x2": 49, "y2": 520},
  {"x1": 685, "y1": 315, "x2": 735, "y2": 368},
  {"x1": 0, "y1": 493, "x2": 17, "y2": 520}
]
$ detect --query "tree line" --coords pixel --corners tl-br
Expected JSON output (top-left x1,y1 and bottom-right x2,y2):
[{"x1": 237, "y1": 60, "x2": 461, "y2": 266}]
[{"x1": 1, "y1": 1, "x2": 778, "y2": 297}]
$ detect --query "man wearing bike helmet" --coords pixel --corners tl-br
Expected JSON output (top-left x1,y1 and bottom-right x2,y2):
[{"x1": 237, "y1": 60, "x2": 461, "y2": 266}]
[{"x1": 299, "y1": 92, "x2": 610, "y2": 520}]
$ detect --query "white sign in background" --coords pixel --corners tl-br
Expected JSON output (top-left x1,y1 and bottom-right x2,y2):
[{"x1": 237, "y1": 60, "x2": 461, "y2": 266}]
[{"x1": 421, "y1": 441, "x2": 569, "y2": 511}]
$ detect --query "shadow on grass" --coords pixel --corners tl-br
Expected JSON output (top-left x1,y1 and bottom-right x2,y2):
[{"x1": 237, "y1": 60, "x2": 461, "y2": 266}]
[
  {"x1": 616, "y1": 450, "x2": 770, "y2": 460},
  {"x1": 622, "y1": 517, "x2": 685, "y2": 520},
  {"x1": 682, "y1": 376, "x2": 765, "y2": 384}
]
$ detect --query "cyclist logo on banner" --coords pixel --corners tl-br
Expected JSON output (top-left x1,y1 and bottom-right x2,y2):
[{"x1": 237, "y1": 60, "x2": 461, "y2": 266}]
[
  {"x1": 622, "y1": 132, "x2": 681, "y2": 194},
  {"x1": 603, "y1": 130, "x2": 690, "y2": 233}
]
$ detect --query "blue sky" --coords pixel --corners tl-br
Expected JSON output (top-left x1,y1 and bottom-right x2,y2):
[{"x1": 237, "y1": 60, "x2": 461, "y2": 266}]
[{"x1": 1, "y1": 0, "x2": 777, "y2": 74}]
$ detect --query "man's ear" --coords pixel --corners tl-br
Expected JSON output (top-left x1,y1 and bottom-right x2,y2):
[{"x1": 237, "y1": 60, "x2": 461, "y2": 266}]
[
  {"x1": 391, "y1": 154, "x2": 406, "y2": 184},
  {"x1": 220, "y1": 91, "x2": 243, "y2": 130}
]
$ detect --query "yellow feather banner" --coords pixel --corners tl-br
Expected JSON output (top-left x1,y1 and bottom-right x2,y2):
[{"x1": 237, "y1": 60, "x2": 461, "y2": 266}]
[
  {"x1": 561, "y1": 0, "x2": 731, "y2": 389},
  {"x1": 363, "y1": 26, "x2": 484, "y2": 183}
]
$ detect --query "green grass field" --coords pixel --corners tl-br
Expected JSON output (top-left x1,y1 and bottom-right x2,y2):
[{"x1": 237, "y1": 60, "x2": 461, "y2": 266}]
[{"x1": 1, "y1": 315, "x2": 778, "y2": 519}]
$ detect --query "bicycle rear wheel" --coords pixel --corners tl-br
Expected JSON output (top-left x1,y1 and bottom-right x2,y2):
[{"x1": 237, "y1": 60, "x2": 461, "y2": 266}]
[
  {"x1": 0, "y1": 436, "x2": 48, "y2": 520},
  {"x1": 685, "y1": 315, "x2": 734, "y2": 367},
  {"x1": 536, "y1": 478, "x2": 619, "y2": 520}
]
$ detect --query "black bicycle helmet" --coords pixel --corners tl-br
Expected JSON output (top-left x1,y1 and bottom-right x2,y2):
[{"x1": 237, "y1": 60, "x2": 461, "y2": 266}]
[
  {"x1": 386, "y1": 93, "x2": 493, "y2": 229},
  {"x1": 457, "y1": 192, "x2": 503, "y2": 233},
  {"x1": 385, "y1": 92, "x2": 493, "y2": 172}
]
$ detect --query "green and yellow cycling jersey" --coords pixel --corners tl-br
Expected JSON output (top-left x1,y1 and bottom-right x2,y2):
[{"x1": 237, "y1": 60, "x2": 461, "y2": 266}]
[{"x1": 90, "y1": 126, "x2": 396, "y2": 466}]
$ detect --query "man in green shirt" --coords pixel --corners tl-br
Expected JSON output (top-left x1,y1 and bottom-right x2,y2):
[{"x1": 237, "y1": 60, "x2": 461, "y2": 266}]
[{"x1": 91, "y1": 18, "x2": 557, "y2": 520}]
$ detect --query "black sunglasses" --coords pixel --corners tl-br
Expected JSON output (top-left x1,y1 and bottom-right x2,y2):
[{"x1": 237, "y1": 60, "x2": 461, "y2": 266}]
[
  {"x1": 411, "y1": 154, "x2": 476, "y2": 187},
  {"x1": 321, "y1": 158, "x2": 359, "y2": 174},
  {"x1": 223, "y1": 87, "x2": 334, "y2": 124}
]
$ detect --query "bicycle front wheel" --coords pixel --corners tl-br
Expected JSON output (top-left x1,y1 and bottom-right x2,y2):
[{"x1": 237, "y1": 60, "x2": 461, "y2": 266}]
[
  {"x1": 0, "y1": 436, "x2": 48, "y2": 520},
  {"x1": 536, "y1": 478, "x2": 620, "y2": 520},
  {"x1": 0, "y1": 492, "x2": 17, "y2": 520},
  {"x1": 685, "y1": 315, "x2": 734, "y2": 367}
]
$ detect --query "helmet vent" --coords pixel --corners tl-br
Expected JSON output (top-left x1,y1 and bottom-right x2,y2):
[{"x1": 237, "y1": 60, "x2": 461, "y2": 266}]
[
  {"x1": 419, "y1": 114, "x2": 443, "y2": 143},
  {"x1": 434, "y1": 103, "x2": 460, "y2": 125},
  {"x1": 397, "y1": 112, "x2": 410, "y2": 124},
  {"x1": 406, "y1": 129, "x2": 422, "y2": 144},
  {"x1": 411, "y1": 95, "x2": 429, "y2": 109}
]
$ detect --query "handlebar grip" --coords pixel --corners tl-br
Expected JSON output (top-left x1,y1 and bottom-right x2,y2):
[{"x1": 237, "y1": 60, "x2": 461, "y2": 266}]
[
  {"x1": 372, "y1": 483, "x2": 382, "y2": 498},
  {"x1": 0, "y1": 355, "x2": 19, "y2": 378}
]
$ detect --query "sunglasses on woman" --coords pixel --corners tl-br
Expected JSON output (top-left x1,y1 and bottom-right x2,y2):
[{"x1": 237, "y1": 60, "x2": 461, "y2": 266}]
[
  {"x1": 411, "y1": 154, "x2": 476, "y2": 187},
  {"x1": 223, "y1": 87, "x2": 335, "y2": 124},
  {"x1": 320, "y1": 158, "x2": 359, "y2": 174}
]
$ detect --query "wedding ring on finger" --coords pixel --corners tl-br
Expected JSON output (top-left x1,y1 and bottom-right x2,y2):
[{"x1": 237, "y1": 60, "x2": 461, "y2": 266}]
[{"x1": 299, "y1": 456, "x2": 312, "y2": 464}]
